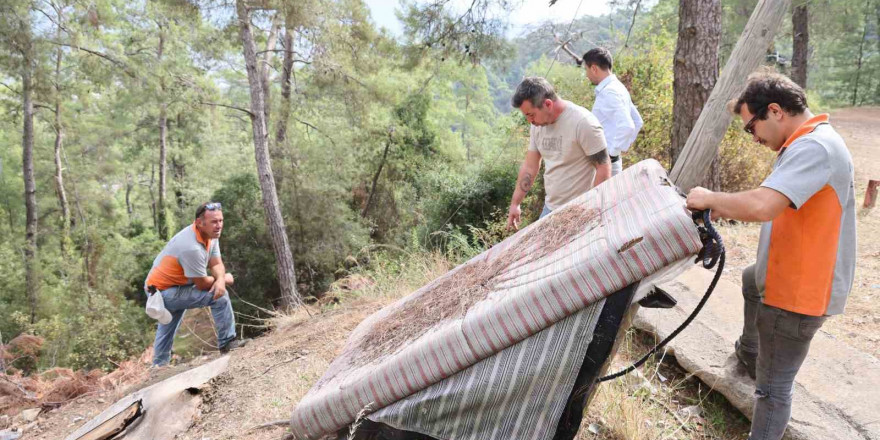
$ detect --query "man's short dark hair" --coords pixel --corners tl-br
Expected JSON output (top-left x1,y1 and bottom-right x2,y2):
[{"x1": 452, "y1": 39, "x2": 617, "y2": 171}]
[
  {"x1": 511, "y1": 76, "x2": 558, "y2": 108},
  {"x1": 195, "y1": 202, "x2": 222, "y2": 220},
  {"x1": 582, "y1": 48, "x2": 613, "y2": 70},
  {"x1": 732, "y1": 70, "x2": 808, "y2": 119}
]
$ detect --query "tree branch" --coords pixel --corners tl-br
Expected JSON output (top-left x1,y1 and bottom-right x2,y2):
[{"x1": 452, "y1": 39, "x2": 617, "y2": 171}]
[
  {"x1": 294, "y1": 118, "x2": 337, "y2": 148},
  {"x1": 553, "y1": 36, "x2": 582, "y2": 64},
  {"x1": 248, "y1": 419, "x2": 289, "y2": 431},
  {"x1": 0, "y1": 82, "x2": 20, "y2": 96},
  {"x1": 621, "y1": 0, "x2": 643, "y2": 51},
  {"x1": 44, "y1": 40, "x2": 135, "y2": 77},
  {"x1": 34, "y1": 103, "x2": 55, "y2": 112},
  {"x1": 33, "y1": 5, "x2": 74, "y2": 36},
  {"x1": 198, "y1": 100, "x2": 254, "y2": 117}
]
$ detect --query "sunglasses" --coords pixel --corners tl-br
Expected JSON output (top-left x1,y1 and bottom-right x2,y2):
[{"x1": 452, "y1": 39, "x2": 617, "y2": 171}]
[
  {"x1": 205, "y1": 202, "x2": 222, "y2": 211},
  {"x1": 743, "y1": 106, "x2": 768, "y2": 135}
]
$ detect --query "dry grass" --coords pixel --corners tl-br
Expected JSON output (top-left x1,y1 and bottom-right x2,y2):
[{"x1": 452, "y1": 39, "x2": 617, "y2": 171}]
[
  {"x1": 581, "y1": 330, "x2": 751, "y2": 440},
  {"x1": 352, "y1": 205, "x2": 599, "y2": 368},
  {"x1": 0, "y1": 347, "x2": 151, "y2": 418}
]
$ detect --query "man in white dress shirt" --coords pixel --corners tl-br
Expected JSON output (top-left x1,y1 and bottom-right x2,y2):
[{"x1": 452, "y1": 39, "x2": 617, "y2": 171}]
[{"x1": 583, "y1": 48, "x2": 644, "y2": 176}]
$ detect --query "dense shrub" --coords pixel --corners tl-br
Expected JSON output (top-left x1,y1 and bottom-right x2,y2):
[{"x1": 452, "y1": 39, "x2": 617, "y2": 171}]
[{"x1": 212, "y1": 173, "x2": 370, "y2": 310}]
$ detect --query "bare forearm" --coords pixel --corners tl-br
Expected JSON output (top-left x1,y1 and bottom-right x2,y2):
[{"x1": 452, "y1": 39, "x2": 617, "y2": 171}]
[
  {"x1": 511, "y1": 164, "x2": 538, "y2": 207},
  {"x1": 588, "y1": 149, "x2": 611, "y2": 186},
  {"x1": 194, "y1": 276, "x2": 215, "y2": 290},
  {"x1": 593, "y1": 162, "x2": 611, "y2": 186},
  {"x1": 210, "y1": 262, "x2": 227, "y2": 283},
  {"x1": 510, "y1": 170, "x2": 535, "y2": 205},
  {"x1": 701, "y1": 190, "x2": 786, "y2": 222}
]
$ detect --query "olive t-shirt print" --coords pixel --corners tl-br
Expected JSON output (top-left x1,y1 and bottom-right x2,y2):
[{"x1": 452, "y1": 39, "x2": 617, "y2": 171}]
[{"x1": 529, "y1": 101, "x2": 607, "y2": 210}]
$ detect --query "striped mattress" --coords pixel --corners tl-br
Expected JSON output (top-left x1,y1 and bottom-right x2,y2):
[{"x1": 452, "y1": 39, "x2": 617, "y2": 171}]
[{"x1": 289, "y1": 159, "x2": 702, "y2": 439}]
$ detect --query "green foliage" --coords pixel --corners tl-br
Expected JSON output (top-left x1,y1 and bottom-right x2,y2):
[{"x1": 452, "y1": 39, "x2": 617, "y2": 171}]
[
  {"x1": 416, "y1": 158, "x2": 534, "y2": 249},
  {"x1": 210, "y1": 173, "x2": 279, "y2": 315},
  {"x1": 31, "y1": 295, "x2": 152, "y2": 371}
]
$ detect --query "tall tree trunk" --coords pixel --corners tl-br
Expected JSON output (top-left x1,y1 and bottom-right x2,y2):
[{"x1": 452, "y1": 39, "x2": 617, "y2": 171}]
[
  {"x1": 464, "y1": 91, "x2": 471, "y2": 161},
  {"x1": 20, "y1": 23, "x2": 39, "y2": 324},
  {"x1": 150, "y1": 163, "x2": 157, "y2": 228},
  {"x1": 791, "y1": 1, "x2": 809, "y2": 88},
  {"x1": 261, "y1": 14, "x2": 281, "y2": 124},
  {"x1": 125, "y1": 173, "x2": 133, "y2": 221},
  {"x1": 273, "y1": 26, "x2": 294, "y2": 191},
  {"x1": 851, "y1": 0, "x2": 871, "y2": 106},
  {"x1": 52, "y1": 10, "x2": 71, "y2": 255},
  {"x1": 670, "y1": 0, "x2": 791, "y2": 191},
  {"x1": 275, "y1": 26, "x2": 307, "y2": 257},
  {"x1": 671, "y1": 0, "x2": 721, "y2": 190},
  {"x1": 157, "y1": 31, "x2": 169, "y2": 239},
  {"x1": 362, "y1": 135, "x2": 391, "y2": 218},
  {"x1": 237, "y1": 0, "x2": 301, "y2": 309},
  {"x1": 1, "y1": 158, "x2": 14, "y2": 231}
]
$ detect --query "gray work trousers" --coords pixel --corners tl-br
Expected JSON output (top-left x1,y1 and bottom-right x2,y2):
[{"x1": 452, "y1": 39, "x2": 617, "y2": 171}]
[{"x1": 740, "y1": 264, "x2": 827, "y2": 440}]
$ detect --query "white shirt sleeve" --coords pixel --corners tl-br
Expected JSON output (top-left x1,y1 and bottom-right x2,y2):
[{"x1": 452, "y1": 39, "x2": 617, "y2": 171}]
[
  {"x1": 626, "y1": 102, "x2": 644, "y2": 152},
  {"x1": 593, "y1": 90, "x2": 636, "y2": 156}
]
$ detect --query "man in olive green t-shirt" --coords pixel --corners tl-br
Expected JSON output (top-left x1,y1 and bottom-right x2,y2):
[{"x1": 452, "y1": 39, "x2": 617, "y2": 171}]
[{"x1": 507, "y1": 77, "x2": 611, "y2": 230}]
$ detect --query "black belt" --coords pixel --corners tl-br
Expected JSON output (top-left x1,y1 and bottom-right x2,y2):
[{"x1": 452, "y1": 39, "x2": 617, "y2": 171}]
[{"x1": 610, "y1": 155, "x2": 620, "y2": 163}]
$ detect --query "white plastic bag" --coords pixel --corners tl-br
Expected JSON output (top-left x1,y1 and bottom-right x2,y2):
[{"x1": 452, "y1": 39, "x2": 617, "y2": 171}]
[{"x1": 146, "y1": 290, "x2": 172, "y2": 324}]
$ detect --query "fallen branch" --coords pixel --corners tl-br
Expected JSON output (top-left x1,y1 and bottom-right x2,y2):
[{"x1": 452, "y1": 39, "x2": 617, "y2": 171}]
[
  {"x1": 249, "y1": 418, "x2": 289, "y2": 431},
  {"x1": 0, "y1": 375, "x2": 37, "y2": 400},
  {"x1": 253, "y1": 354, "x2": 302, "y2": 379},
  {"x1": 648, "y1": 395, "x2": 692, "y2": 432}
]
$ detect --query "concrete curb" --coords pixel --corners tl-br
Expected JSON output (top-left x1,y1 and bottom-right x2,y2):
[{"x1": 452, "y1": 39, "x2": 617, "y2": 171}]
[{"x1": 633, "y1": 266, "x2": 880, "y2": 440}]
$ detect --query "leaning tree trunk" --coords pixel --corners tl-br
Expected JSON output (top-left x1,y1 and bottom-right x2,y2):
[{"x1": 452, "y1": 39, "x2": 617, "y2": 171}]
[
  {"x1": 236, "y1": 0, "x2": 301, "y2": 309},
  {"x1": 670, "y1": 0, "x2": 791, "y2": 191},
  {"x1": 21, "y1": 28, "x2": 39, "y2": 324},
  {"x1": 52, "y1": 12, "x2": 71, "y2": 255},
  {"x1": 671, "y1": 0, "x2": 721, "y2": 190},
  {"x1": 157, "y1": 31, "x2": 169, "y2": 239},
  {"x1": 791, "y1": 1, "x2": 809, "y2": 89}
]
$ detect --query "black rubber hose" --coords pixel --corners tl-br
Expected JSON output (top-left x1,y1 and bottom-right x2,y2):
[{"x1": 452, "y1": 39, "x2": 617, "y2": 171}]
[{"x1": 596, "y1": 209, "x2": 725, "y2": 383}]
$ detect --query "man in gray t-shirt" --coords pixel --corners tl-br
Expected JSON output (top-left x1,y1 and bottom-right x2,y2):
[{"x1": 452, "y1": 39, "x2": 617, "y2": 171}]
[
  {"x1": 507, "y1": 77, "x2": 611, "y2": 229},
  {"x1": 145, "y1": 202, "x2": 248, "y2": 366},
  {"x1": 687, "y1": 72, "x2": 855, "y2": 440}
]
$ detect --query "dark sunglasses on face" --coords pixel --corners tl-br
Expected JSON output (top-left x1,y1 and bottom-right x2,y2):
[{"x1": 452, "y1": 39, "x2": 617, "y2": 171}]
[{"x1": 743, "y1": 106, "x2": 768, "y2": 135}]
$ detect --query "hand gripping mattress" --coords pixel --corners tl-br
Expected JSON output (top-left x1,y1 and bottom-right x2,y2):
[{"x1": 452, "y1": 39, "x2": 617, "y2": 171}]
[{"x1": 290, "y1": 159, "x2": 702, "y2": 439}]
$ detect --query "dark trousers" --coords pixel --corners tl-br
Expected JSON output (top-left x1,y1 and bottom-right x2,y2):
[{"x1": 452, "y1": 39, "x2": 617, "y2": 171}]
[{"x1": 740, "y1": 264, "x2": 826, "y2": 440}]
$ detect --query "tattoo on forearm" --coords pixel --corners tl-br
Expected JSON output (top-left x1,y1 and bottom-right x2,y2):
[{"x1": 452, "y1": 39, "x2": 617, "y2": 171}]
[
  {"x1": 520, "y1": 172, "x2": 533, "y2": 192},
  {"x1": 587, "y1": 149, "x2": 609, "y2": 165}
]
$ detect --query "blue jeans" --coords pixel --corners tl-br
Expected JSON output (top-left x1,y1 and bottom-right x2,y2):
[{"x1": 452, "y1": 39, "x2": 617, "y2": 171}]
[
  {"x1": 740, "y1": 264, "x2": 826, "y2": 440},
  {"x1": 151, "y1": 284, "x2": 236, "y2": 366},
  {"x1": 540, "y1": 205, "x2": 552, "y2": 219}
]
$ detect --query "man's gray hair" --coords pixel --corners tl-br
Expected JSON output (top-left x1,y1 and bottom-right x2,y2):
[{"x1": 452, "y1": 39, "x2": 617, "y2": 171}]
[{"x1": 511, "y1": 77, "x2": 558, "y2": 109}]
